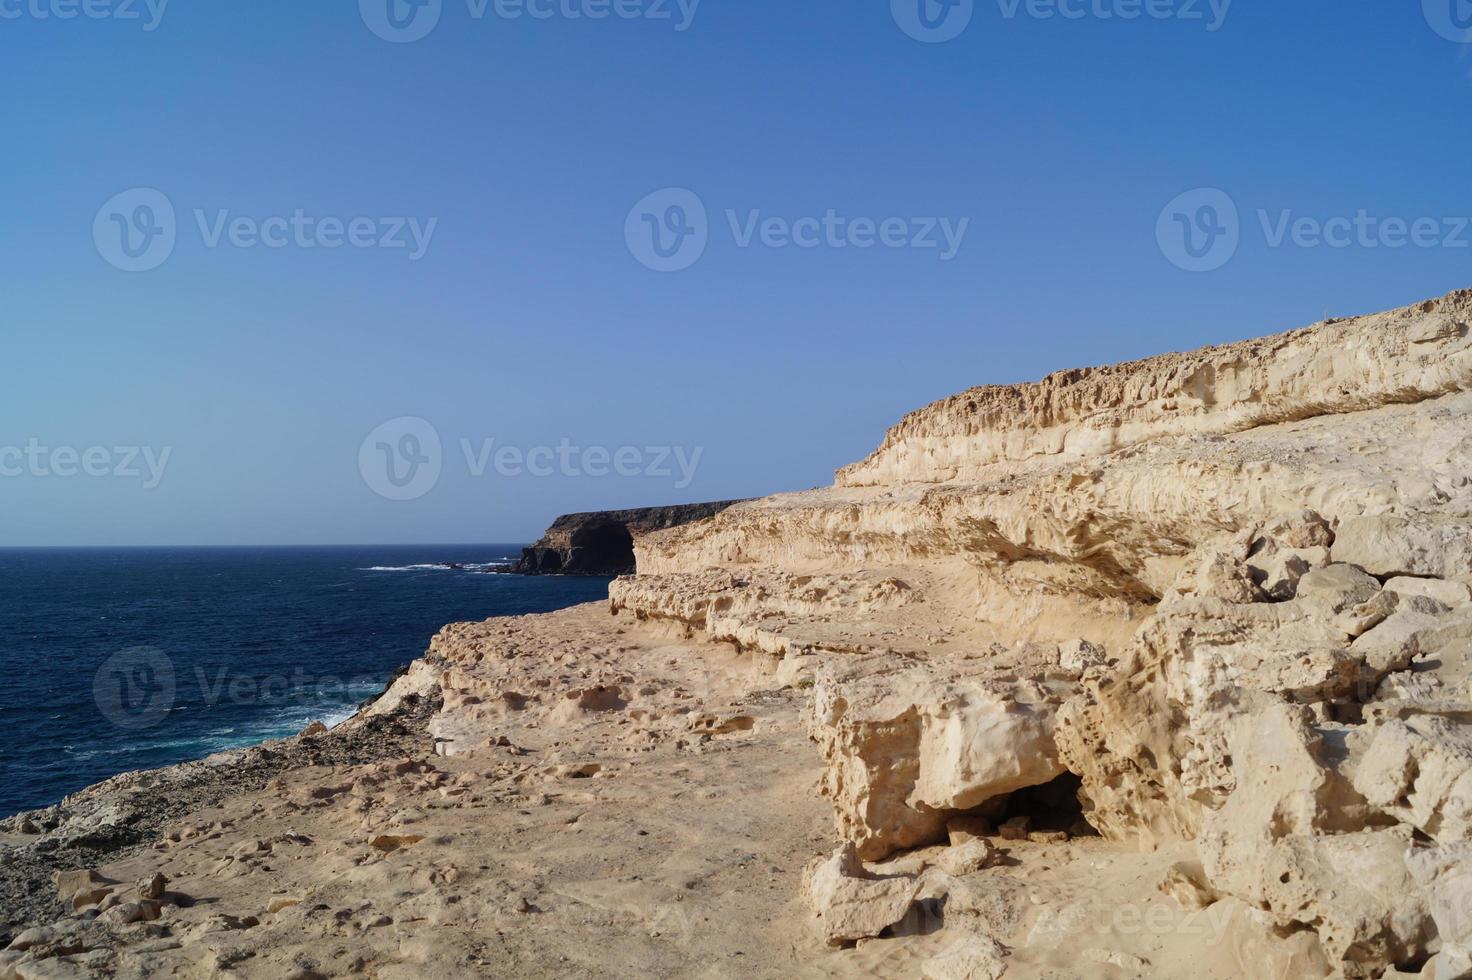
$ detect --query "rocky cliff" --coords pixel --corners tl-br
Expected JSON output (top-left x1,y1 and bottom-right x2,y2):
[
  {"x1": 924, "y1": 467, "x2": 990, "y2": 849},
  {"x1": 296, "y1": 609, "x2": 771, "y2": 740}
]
[
  {"x1": 6, "y1": 288, "x2": 1472, "y2": 979},
  {"x1": 513, "y1": 501, "x2": 748, "y2": 575}
]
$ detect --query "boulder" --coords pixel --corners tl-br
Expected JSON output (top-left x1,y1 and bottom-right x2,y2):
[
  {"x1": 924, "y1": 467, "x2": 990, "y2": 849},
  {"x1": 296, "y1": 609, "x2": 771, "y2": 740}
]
[
  {"x1": 807, "y1": 656, "x2": 1068, "y2": 860},
  {"x1": 938, "y1": 839, "x2": 999, "y2": 876},
  {"x1": 1332, "y1": 516, "x2": 1472, "y2": 579},
  {"x1": 802, "y1": 844, "x2": 920, "y2": 947},
  {"x1": 1387, "y1": 577, "x2": 1472, "y2": 608},
  {"x1": 1406, "y1": 843, "x2": 1472, "y2": 973},
  {"x1": 1351, "y1": 714, "x2": 1472, "y2": 842}
]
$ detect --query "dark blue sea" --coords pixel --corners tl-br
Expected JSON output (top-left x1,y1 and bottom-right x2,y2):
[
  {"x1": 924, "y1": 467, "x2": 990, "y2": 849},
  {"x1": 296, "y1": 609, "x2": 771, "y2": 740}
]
[{"x1": 0, "y1": 546, "x2": 611, "y2": 819}]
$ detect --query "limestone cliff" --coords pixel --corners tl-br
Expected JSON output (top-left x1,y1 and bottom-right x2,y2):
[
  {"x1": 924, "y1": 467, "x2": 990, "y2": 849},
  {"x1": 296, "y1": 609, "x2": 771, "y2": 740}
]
[
  {"x1": 610, "y1": 287, "x2": 1472, "y2": 977},
  {"x1": 7, "y1": 289, "x2": 1472, "y2": 979}
]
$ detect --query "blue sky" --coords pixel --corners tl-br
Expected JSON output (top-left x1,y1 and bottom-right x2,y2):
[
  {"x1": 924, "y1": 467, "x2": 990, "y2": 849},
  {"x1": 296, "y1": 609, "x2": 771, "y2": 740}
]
[{"x1": 2, "y1": 0, "x2": 1470, "y2": 545}]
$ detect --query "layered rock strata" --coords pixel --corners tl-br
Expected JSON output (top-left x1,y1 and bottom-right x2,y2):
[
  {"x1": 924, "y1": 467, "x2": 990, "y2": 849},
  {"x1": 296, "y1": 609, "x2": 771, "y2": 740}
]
[
  {"x1": 7, "y1": 288, "x2": 1472, "y2": 978},
  {"x1": 609, "y1": 287, "x2": 1472, "y2": 977}
]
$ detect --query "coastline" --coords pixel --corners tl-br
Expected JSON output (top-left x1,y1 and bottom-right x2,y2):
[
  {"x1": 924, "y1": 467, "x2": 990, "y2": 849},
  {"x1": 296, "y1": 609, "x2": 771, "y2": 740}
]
[
  {"x1": 6, "y1": 290, "x2": 1472, "y2": 977},
  {"x1": 0, "y1": 546, "x2": 608, "y2": 819},
  {"x1": 0, "y1": 685, "x2": 441, "y2": 948}
]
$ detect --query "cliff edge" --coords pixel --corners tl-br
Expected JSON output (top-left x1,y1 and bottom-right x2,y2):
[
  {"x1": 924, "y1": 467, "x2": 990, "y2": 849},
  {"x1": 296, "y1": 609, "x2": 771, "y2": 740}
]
[
  {"x1": 513, "y1": 500, "x2": 749, "y2": 575},
  {"x1": 5, "y1": 288, "x2": 1472, "y2": 979}
]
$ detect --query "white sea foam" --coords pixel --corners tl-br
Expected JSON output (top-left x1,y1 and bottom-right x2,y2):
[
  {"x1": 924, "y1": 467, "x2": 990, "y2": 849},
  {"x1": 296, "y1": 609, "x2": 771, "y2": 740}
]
[
  {"x1": 361, "y1": 561, "x2": 513, "y2": 573},
  {"x1": 360, "y1": 563, "x2": 450, "y2": 572}
]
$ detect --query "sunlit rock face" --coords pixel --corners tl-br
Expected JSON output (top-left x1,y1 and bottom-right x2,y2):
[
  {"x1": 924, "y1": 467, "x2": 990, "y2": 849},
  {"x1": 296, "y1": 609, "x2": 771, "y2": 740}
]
[
  {"x1": 9, "y1": 290, "x2": 1472, "y2": 979},
  {"x1": 609, "y1": 289, "x2": 1472, "y2": 976}
]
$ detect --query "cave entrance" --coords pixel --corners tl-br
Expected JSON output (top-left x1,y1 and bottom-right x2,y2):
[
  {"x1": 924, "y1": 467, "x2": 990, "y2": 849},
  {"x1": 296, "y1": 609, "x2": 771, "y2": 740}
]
[
  {"x1": 566, "y1": 523, "x2": 636, "y2": 575},
  {"x1": 999, "y1": 773, "x2": 1088, "y2": 832},
  {"x1": 971, "y1": 773, "x2": 1093, "y2": 836}
]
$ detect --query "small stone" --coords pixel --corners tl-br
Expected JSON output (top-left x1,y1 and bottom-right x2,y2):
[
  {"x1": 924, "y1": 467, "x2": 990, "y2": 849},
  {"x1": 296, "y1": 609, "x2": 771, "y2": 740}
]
[
  {"x1": 1027, "y1": 830, "x2": 1069, "y2": 844},
  {"x1": 1266, "y1": 509, "x2": 1334, "y2": 550},
  {"x1": 1058, "y1": 639, "x2": 1107, "y2": 674},
  {"x1": 72, "y1": 886, "x2": 112, "y2": 911},
  {"x1": 1159, "y1": 861, "x2": 1217, "y2": 910},
  {"x1": 369, "y1": 834, "x2": 425, "y2": 853},
  {"x1": 938, "y1": 838, "x2": 998, "y2": 876},
  {"x1": 299, "y1": 720, "x2": 329, "y2": 738},
  {"x1": 101, "y1": 900, "x2": 162, "y2": 926},
  {"x1": 1083, "y1": 948, "x2": 1150, "y2": 971},
  {"x1": 945, "y1": 814, "x2": 993, "y2": 845},
  {"x1": 137, "y1": 872, "x2": 168, "y2": 900},
  {"x1": 53, "y1": 869, "x2": 109, "y2": 907},
  {"x1": 998, "y1": 816, "x2": 1031, "y2": 841},
  {"x1": 7, "y1": 926, "x2": 60, "y2": 952}
]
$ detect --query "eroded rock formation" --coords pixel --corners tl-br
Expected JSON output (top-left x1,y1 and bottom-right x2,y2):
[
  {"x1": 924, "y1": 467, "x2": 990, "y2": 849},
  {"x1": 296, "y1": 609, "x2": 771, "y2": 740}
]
[
  {"x1": 514, "y1": 500, "x2": 748, "y2": 575},
  {"x1": 608, "y1": 287, "x2": 1472, "y2": 977},
  {"x1": 6, "y1": 289, "x2": 1472, "y2": 978}
]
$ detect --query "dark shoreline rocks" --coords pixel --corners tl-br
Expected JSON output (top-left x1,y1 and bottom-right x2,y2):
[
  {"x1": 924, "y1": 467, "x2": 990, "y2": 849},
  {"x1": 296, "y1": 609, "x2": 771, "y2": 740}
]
[{"x1": 513, "y1": 500, "x2": 749, "y2": 576}]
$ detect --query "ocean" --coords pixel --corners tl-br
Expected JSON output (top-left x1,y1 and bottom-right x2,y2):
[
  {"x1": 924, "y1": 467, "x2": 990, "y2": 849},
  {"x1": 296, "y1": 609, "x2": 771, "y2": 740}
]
[{"x1": 0, "y1": 546, "x2": 611, "y2": 819}]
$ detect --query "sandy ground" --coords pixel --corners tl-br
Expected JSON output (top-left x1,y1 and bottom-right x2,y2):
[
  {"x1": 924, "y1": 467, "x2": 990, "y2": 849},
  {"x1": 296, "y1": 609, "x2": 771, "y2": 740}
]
[{"x1": 3, "y1": 603, "x2": 1311, "y2": 979}]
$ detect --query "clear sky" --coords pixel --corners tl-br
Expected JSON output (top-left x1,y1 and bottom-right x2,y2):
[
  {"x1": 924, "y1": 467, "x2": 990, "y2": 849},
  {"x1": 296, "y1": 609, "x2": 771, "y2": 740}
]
[{"x1": 2, "y1": 1, "x2": 1470, "y2": 546}]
